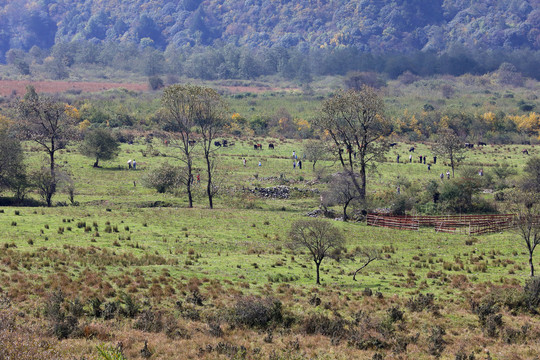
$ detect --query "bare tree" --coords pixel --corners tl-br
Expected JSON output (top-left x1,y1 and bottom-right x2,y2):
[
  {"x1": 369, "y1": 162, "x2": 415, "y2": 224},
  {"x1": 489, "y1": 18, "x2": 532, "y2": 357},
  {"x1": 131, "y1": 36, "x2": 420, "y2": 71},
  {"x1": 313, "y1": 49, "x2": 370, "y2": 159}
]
[
  {"x1": 431, "y1": 128, "x2": 466, "y2": 178},
  {"x1": 16, "y1": 86, "x2": 78, "y2": 206},
  {"x1": 511, "y1": 191, "x2": 540, "y2": 277},
  {"x1": 321, "y1": 172, "x2": 361, "y2": 221},
  {"x1": 288, "y1": 219, "x2": 345, "y2": 285},
  {"x1": 159, "y1": 85, "x2": 199, "y2": 207},
  {"x1": 313, "y1": 86, "x2": 390, "y2": 201},
  {"x1": 193, "y1": 86, "x2": 227, "y2": 209},
  {"x1": 351, "y1": 247, "x2": 381, "y2": 281}
]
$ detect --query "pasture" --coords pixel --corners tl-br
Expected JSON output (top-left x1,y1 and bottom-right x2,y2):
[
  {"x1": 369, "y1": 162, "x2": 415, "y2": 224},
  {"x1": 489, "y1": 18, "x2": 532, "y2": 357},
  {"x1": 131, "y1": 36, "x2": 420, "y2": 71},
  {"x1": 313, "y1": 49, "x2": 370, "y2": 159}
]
[{"x1": 1, "y1": 137, "x2": 540, "y2": 359}]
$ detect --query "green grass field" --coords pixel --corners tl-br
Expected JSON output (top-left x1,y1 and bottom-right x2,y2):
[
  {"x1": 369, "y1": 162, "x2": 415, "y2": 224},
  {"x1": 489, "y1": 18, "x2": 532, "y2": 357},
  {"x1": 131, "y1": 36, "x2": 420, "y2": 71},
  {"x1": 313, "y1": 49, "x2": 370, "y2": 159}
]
[{"x1": 2, "y1": 136, "x2": 540, "y2": 359}]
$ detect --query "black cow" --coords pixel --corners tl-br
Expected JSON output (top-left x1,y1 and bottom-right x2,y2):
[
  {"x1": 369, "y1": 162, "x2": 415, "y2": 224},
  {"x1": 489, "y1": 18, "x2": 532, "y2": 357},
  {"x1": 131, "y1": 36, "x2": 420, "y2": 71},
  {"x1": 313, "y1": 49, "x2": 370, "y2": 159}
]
[
  {"x1": 254, "y1": 144, "x2": 258, "y2": 150},
  {"x1": 222, "y1": 139, "x2": 228, "y2": 147},
  {"x1": 465, "y1": 143, "x2": 474, "y2": 149},
  {"x1": 268, "y1": 143, "x2": 275, "y2": 149},
  {"x1": 214, "y1": 141, "x2": 222, "y2": 147},
  {"x1": 478, "y1": 142, "x2": 487, "y2": 146},
  {"x1": 389, "y1": 143, "x2": 398, "y2": 147},
  {"x1": 188, "y1": 140, "x2": 196, "y2": 146},
  {"x1": 409, "y1": 147, "x2": 415, "y2": 152},
  {"x1": 522, "y1": 149, "x2": 529, "y2": 155}
]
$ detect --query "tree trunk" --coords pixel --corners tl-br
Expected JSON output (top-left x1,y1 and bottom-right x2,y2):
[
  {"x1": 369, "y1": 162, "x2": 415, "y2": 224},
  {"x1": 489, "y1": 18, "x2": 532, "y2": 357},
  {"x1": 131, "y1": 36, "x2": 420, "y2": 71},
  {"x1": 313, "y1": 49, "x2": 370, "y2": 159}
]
[
  {"x1": 530, "y1": 252, "x2": 535, "y2": 277},
  {"x1": 48, "y1": 150, "x2": 56, "y2": 207},
  {"x1": 359, "y1": 161, "x2": 367, "y2": 201},
  {"x1": 205, "y1": 153, "x2": 213, "y2": 209},
  {"x1": 343, "y1": 200, "x2": 350, "y2": 222},
  {"x1": 187, "y1": 159, "x2": 193, "y2": 208},
  {"x1": 315, "y1": 261, "x2": 321, "y2": 285}
]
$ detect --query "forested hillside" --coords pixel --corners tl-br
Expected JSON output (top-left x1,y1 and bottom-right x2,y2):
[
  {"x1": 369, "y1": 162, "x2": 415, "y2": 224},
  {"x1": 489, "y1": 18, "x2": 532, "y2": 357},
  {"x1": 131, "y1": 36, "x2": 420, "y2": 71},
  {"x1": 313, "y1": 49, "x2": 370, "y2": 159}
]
[{"x1": 1, "y1": 0, "x2": 539, "y2": 61}]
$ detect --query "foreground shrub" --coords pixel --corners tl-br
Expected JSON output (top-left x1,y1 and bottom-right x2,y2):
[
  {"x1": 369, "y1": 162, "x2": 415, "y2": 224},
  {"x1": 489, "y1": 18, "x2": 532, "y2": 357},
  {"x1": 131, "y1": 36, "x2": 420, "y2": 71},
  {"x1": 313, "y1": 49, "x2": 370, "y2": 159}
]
[
  {"x1": 471, "y1": 300, "x2": 504, "y2": 337},
  {"x1": 230, "y1": 296, "x2": 283, "y2": 329},
  {"x1": 0, "y1": 309, "x2": 60, "y2": 360},
  {"x1": 134, "y1": 309, "x2": 164, "y2": 333},
  {"x1": 96, "y1": 344, "x2": 127, "y2": 360},
  {"x1": 43, "y1": 290, "x2": 79, "y2": 339},
  {"x1": 406, "y1": 293, "x2": 436, "y2": 312},
  {"x1": 302, "y1": 313, "x2": 348, "y2": 339},
  {"x1": 523, "y1": 276, "x2": 540, "y2": 312}
]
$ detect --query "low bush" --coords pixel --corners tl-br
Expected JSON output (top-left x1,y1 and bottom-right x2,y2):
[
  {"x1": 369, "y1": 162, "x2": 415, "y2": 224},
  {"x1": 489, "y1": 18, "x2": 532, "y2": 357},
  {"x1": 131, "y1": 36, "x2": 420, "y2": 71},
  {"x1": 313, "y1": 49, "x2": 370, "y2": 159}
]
[
  {"x1": 230, "y1": 296, "x2": 283, "y2": 329},
  {"x1": 134, "y1": 309, "x2": 164, "y2": 333},
  {"x1": 406, "y1": 293, "x2": 436, "y2": 312},
  {"x1": 302, "y1": 313, "x2": 349, "y2": 339}
]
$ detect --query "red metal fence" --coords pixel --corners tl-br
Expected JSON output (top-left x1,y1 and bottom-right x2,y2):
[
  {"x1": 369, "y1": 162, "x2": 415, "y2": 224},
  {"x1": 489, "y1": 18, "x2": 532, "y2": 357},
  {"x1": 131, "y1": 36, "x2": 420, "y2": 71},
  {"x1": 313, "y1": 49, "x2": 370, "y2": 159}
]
[{"x1": 367, "y1": 214, "x2": 516, "y2": 235}]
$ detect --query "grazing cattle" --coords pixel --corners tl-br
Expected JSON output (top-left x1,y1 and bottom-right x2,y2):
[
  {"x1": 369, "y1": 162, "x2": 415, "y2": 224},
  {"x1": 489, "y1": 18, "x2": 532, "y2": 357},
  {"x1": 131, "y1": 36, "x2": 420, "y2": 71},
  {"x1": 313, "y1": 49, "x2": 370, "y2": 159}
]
[
  {"x1": 478, "y1": 142, "x2": 487, "y2": 146},
  {"x1": 339, "y1": 148, "x2": 344, "y2": 154},
  {"x1": 253, "y1": 144, "x2": 262, "y2": 150},
  {"x1": 409, "y1": 147, "x2": 415, "y2": 152},
  {"x1": 223, "y1": 139, "x2": 228, "y2": 146},
  {"x1": 522, "y1": 149, "x2": 529, "y2": 155},
  {"x1": 214, "y1": 141, "x2": 222, "y2": 147},
  {"x1": 465, "y1": 143, "x2": 474, "y2": 149},
  {"x1": 188, "y1": 140, "x2": 196, "y2": 146},
  {"x1": 268, "y1": 143, "x2": 275, "y2": 149},
  {"x1": 389, "y1": 143, "x2": 398, "y2": 147}
]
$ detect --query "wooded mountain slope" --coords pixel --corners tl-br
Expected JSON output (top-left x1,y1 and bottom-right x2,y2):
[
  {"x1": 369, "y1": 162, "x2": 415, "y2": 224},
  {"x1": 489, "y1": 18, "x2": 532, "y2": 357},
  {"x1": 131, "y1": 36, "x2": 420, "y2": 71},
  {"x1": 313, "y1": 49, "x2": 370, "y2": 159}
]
[{"x1": 0, "y1": 0, "x2": 539, "y2": 59}]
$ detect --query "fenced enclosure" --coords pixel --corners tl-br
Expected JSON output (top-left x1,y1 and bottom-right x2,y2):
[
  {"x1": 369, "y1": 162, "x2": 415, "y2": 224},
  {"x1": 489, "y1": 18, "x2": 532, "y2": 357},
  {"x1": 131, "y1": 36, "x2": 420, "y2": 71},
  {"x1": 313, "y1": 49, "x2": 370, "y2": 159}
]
[{"x1": 367, "y1": 214, "x2": 516, "y2": 235}]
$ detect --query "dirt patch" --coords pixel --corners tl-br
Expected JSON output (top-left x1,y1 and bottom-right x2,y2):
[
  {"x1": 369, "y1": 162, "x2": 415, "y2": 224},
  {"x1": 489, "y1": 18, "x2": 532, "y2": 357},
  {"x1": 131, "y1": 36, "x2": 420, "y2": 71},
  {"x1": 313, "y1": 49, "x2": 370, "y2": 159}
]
[{"x1": 0, "y1": 80, "x2": 147, "y2": 97}]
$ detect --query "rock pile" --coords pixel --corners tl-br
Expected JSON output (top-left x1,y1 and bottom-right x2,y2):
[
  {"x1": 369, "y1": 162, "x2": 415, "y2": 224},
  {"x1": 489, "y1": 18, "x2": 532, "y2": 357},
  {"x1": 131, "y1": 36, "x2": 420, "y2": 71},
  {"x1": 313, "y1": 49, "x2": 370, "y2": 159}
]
[{"x1": 246, "y1": 186, "x2": 319, "y2": 199}]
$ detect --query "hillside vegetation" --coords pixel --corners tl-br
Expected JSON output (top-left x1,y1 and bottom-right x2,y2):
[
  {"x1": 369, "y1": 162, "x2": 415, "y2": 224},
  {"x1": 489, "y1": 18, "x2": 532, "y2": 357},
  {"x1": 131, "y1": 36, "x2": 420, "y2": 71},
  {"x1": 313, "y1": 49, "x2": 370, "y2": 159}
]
[{"x1": 1, "y1": 0, "x2": 539, "y2": 59}]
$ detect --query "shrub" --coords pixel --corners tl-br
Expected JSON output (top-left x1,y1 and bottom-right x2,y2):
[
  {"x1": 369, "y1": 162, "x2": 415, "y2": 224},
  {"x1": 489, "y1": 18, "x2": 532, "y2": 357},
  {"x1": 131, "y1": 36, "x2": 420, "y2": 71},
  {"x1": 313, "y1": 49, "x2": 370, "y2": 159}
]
[
  {"x1": 207, "y1": 321, "x2": 224, "y2": 337},
  {"x1": 471, "y1": 299, "x2": 503, "y2": 337},
  {"x1": 87, "y1": 297, "x2": 103, "y2": 318},
  {"x1": 302, "y1": 313, "x2": 348, "y2": 339},
  {"x1": 427, "y1": 325, "x2": 446, "y2": 357},
  {"x1": 67, "y1": 298, "x2": 85, "y2": 318},
  {"x1": 119, "y1": 293, "x2": 139, "y2": 318},
  {"x1": 523, "y1": 276, "x2": 540, "y2": 311},
  {"x1": 103, "y1": 301, "x2": 118, "y2": 320},
  {"x1": 164, "y1": 316, "x2": 190, "y2": 339},
  {"x1": 148, "y1": 76, "x2": 164, "y2": 91},
  {"x1": 96, "y1": 344, "x2": 128, "y2": 360},
  {"x1": 142, "y1": 162, "x2": 186, "y2": 193},
  {"x1": 387, "y1": 306, "x2": 404, "y2": 323},
  {"x1": 406, "y1": 293, "x2": 436, "y2": 312},
  {"x1": 134, "y1": 309, "x2": 163, "y2": 333},
  {"x1": 186, "y1": 290, "x2": 204, "y2": 306},
  {"x1": 231, "y1": 296, "x2": 283, "y2": 329}
]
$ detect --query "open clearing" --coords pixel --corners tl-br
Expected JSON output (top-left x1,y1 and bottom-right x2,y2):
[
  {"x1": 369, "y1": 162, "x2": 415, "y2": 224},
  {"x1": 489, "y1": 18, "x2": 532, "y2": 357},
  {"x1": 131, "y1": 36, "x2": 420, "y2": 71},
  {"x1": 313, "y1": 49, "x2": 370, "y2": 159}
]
[{"x1": 2, "y1": 138, "x2": 540, "y2": 359}]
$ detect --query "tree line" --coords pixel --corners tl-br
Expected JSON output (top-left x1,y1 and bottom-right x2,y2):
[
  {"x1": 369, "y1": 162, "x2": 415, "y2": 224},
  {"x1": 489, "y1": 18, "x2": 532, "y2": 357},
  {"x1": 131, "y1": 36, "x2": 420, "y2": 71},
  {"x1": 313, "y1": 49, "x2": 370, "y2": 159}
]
[{"x1": 5, "y1": 42, "x2": 540, "y2": 82}]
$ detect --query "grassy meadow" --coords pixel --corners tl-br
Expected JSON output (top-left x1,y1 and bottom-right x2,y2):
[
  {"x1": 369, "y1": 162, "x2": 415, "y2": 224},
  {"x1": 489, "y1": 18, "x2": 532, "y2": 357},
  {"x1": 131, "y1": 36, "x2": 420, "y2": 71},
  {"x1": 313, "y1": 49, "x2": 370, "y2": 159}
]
[{"x1": 2, "y1": 134, "x2": 540, "y2": 359}]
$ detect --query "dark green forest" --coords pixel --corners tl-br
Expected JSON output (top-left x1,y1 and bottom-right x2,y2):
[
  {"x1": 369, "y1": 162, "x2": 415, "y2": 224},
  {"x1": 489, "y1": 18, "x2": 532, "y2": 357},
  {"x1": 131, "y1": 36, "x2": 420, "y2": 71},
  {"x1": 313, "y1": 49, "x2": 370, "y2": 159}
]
[{"x1": 1, "y1": 0, "x2": 539, "y2": 76}]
